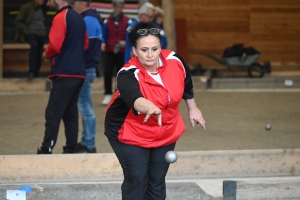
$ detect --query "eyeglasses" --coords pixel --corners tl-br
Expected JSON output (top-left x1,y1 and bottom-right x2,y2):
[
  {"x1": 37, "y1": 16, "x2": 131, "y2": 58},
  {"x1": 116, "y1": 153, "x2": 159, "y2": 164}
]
[
  {"x1": 136, "y1": 28, "x2": 160, "y2": 36},
  {"x1": 144, "y1": 14, "x2": 153, "y2": 20}
]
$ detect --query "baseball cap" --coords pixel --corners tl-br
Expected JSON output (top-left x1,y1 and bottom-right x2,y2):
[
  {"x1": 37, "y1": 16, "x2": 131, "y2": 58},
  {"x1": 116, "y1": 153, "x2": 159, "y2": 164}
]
[{"x1": 112, "y1": 0, "x2": 125, "y2": 6}]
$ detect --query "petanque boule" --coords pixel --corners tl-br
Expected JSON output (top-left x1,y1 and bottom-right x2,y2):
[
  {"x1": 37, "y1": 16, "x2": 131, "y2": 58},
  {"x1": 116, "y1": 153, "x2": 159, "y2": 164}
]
[
  {"x1": 165, "y1": 151, "x2": 178, "y2": 163},
  {"x1": 265, "y1": 124, "x2": 271, "y2": 130}
]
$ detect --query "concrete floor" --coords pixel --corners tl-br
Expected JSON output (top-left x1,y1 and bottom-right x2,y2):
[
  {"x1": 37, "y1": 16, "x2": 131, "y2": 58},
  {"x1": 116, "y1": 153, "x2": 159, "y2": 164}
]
[
  {"x1": 1, "y1": 88, "x2": 300, "y2": 155},
  {"x1": 1, "y1": 78, "x2": 300, "y2": 199},
  {"x1": 1, "y1": 177, "x2": 299, "y2": 199}
]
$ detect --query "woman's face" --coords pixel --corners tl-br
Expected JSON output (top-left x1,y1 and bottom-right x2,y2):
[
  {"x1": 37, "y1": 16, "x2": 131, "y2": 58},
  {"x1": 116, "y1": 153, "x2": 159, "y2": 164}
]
[{"x1": 132, "y1": 35, "x2": 161, "y2": 70}]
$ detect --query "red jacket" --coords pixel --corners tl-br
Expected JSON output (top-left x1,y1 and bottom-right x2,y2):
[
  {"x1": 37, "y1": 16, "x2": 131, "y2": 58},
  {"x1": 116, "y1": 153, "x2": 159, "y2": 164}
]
[
  {"x1": 105, "y1": 13, "x2": 128, "y2": 53},
  {"x1": 105, "y1": 50, "x2": 194, "y2": 148}
]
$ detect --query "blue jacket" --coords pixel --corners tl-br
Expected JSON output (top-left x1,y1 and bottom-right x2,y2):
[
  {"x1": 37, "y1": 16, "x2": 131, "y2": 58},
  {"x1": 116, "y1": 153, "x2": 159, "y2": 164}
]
[{"x1": 81, "y1": 9, "x2": 103, "y2": 69}]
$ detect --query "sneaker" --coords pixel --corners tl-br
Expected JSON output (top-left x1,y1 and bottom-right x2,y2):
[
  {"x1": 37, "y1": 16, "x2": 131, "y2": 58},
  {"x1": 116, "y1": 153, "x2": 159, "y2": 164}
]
[
  {"x1": 76, "y1": 143, "x2": 97, "y2": 153},
  {"x1": 102, "y1": 94, "x2": 112, "y2": 105},
  {"x1": 28, "y1": 72, "x2": 34, "y2": 82}
]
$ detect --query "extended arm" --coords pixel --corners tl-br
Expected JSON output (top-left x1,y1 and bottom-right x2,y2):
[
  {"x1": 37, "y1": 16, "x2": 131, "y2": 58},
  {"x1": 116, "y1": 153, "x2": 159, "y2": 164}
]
[
  {"x1": 185, "y1": 98, "x2": 206, "y2": 130},
  {"x1": 174, "y1": 53, "x2": 206, "y2": 130},
  {"x1": 117, "y1": 68, "x2": 162, "y2": 126},
  {"x1": 134, "y1": 98, "x2": 162, "y2": 127}
]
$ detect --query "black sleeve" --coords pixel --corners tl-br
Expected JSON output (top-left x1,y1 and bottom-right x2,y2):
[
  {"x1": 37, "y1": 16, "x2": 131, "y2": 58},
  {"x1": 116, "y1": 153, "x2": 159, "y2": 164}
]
[
  {"x1": 117, "y1": 68, "x2": 144, "y2": 112},
  {"x1": 173, "y1": 53, "x2": 194, "y2": 99}
]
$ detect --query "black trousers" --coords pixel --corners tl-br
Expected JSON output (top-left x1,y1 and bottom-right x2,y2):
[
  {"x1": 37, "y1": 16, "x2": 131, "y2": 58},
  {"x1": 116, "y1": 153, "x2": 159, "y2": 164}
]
[
  {"x1": 103, "y1": 51, "x2": 124, "y2": 94},
  {"x1": 25, "y1": 33, "x2": 45, "y2": 77},
  {"x1": 41, "y1": 77, "x2": 84, "y2": 153},
  {"x1": 108, "y1": 138, "x2": 176, "y2": 200}
]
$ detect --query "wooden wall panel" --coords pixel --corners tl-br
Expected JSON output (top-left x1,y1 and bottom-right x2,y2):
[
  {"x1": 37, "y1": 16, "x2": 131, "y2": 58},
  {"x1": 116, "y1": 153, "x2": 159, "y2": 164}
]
[
  {"x1": 149, "y1": 0, "x2": 161, "y2": 6},
  {"x1": 3, "y1": 0, "x2": 300, "y2": 73},
  {"x1": 3, "y1": 50, "x2": 50, "y2": 73},
  {"x1": 175, "y1": 19, "x2": 188, "y2": 63},
  {"x1": 188, "y1": 32, "x2": 251, "y2": 66},
  {"x1": 250, "y1": 6, "x2": 300, "y2": 64},
  {"x1": 250, "y1": 0, "x2": 299, "y2": 7},
  {"x1": 174, "y1": 0, "x2": 251, "y2": 67},
  {"x1": 188, "y1": 33, "x2": 250, "y2": 52},
  {"x1": 173, "y1": 0, "x2": 300, "y2": 70}
]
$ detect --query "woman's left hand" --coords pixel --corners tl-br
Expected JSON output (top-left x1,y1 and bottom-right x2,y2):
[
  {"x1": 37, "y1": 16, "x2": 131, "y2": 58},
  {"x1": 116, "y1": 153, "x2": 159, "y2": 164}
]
[{"x1": 189, "y1": 107, "x2": 206, "y2": 130}]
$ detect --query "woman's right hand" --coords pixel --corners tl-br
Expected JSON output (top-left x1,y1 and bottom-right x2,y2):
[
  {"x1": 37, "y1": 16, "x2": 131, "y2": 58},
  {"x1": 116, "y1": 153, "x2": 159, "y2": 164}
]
[
  {"x1": 134, "y1": 97, "x2": 162, "y2": 127},
  {"x1": 144, "y1": 104, "x2": 162, "y2": 127}
]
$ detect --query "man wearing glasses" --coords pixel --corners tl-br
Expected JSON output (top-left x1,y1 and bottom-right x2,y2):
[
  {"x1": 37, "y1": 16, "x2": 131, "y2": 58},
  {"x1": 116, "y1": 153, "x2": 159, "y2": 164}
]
[{"x1": 123, "y1": 2, "x2": 155, "y2": 64}]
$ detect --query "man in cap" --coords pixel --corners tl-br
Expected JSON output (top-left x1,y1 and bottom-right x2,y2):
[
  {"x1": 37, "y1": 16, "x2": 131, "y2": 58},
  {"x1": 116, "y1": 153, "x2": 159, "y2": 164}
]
[{"x1": 101, "y1": 0, "x2": 130, "y2": 105}]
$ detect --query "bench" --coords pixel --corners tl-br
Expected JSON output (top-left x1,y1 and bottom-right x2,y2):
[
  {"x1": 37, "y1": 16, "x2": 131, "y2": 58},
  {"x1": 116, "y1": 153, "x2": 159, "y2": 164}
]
[
  {"x1": 2, "y1": 43, "x2": 48, "y2": 50},
  {"x1": 2, "y1": 43, "x2": 49, "y2": 76}
]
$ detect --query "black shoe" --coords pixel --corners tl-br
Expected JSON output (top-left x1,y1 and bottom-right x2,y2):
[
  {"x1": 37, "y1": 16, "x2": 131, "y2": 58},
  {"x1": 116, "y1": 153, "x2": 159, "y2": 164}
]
[
  {"x1": 28, "y1": 72, "x2": 34, "y2": 82},
  {"x1": 37, "y1": 147, "x2": 52, "y2": 154},
  {"x1": 62, "y1": 145, "x2": 76, "y2": 154},
  {"x1": 76, "y1": 143, "x2": 97, "y2": 153}
]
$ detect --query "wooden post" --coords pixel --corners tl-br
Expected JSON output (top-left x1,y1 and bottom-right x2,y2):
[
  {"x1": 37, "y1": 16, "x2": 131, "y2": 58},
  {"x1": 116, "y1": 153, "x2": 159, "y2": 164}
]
[
  {"x1": 161, "y1": 0, "x2": 176, "y2": 51},
  {"x1": 0, "y1": 0, "x2": 3, "y2": 79},
  {"x1": 223, "y1": 180, "x2": 237, "y2": 200}
]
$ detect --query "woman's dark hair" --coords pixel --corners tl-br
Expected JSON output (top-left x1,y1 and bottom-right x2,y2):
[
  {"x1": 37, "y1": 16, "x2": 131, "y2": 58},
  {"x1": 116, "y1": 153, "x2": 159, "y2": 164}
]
[{"x1": 128, "y1": 22, "x2": 161, "y2": 47}]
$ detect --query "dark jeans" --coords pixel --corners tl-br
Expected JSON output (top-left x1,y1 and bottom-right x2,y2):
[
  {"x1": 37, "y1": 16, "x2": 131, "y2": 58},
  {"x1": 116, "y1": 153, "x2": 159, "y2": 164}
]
[
  {"x1": 41, "y1": 77, "x2": 84, "y2": 153},
  {"x1": 108, "y1": 138, "x2": 176, "y2": 200},
  {"x1": 25, "y1": 33, "x2": 45, "y2": 77},
  {"x1": 103, "y1": 51, "x2": 124, "y2": 94}
]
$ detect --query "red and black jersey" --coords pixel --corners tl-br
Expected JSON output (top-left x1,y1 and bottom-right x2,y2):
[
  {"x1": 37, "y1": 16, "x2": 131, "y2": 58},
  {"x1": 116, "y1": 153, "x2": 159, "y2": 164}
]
[
  {"x1": 45, "y1": 6, "x2": 89, "y2": 79},
  {"x1": 105, "y1": 50, "x2": 194, "y2": 148}
]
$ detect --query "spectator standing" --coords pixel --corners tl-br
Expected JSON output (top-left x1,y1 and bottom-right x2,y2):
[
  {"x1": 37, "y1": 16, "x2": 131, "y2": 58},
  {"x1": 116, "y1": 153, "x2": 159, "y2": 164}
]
[
  {"x1": 152, "y1": 6, "x2": 168, "y2": 49},
  {"x1": 15, "y1": 0, "x2": 47, "y2": 80},
  {"x1": 71, "y1": 0, "x2": 103, "y2": 153},
  {"x1": 123, "y1": 2, "x2": 155, "y2": 64},
  {"x1": 101, "y1": 0, "x2": 130, "y2": 105},
  {"x1": 37, "y1": 0, "x2": 88, "y2": 154}
]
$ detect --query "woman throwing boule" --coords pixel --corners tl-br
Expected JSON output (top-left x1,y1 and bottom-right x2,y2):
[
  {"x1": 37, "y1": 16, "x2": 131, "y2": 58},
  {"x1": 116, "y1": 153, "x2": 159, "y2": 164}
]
[{"x1": 104, "y1": 21, "x2": 206, "y2": 199}]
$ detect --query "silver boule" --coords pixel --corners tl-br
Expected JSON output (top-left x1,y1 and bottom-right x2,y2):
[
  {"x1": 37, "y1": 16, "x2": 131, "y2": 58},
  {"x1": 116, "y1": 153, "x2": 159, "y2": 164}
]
[
  {"x1": 265, "y1": 124, "x2": 271, "y2": 130},
  {"x1": 165, "y1": 151, "x2": 178, "y2": 163}
]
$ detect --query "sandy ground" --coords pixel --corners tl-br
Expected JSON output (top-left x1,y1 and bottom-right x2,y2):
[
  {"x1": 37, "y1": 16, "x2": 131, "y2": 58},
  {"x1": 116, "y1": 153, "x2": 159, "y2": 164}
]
[{"x1": 0, "y1": 90, "x2": 300, "y2": 155}]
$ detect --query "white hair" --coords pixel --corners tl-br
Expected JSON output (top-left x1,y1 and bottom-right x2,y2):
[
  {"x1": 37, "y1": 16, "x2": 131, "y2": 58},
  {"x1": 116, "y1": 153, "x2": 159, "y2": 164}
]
[{"x1": 138, "y1": 2, "x2": 154, "y2": 15}]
